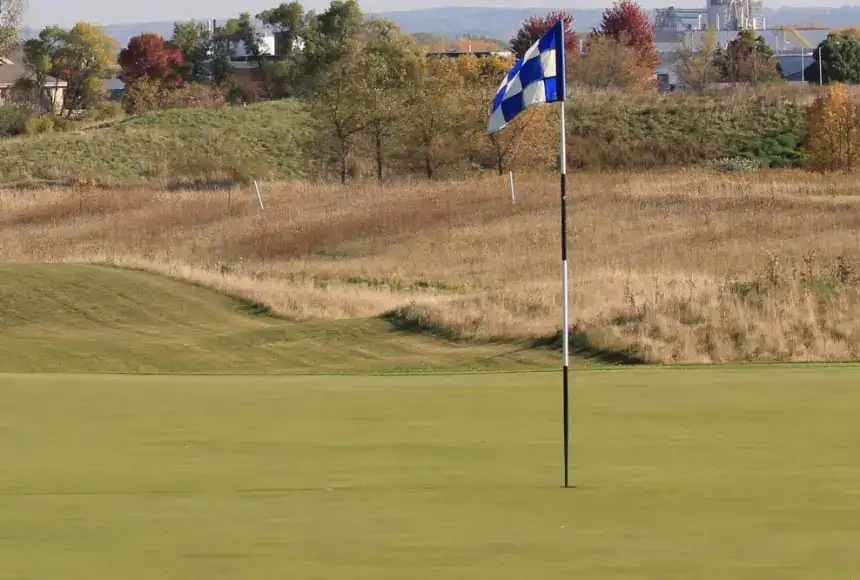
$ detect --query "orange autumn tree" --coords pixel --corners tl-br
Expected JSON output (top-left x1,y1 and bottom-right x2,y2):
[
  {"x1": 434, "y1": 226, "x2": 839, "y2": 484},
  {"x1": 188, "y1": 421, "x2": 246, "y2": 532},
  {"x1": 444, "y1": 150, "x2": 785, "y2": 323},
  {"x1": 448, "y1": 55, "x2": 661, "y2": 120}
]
[{"x1": 807, "y1": 82, "x2": 860, "y2": 172}]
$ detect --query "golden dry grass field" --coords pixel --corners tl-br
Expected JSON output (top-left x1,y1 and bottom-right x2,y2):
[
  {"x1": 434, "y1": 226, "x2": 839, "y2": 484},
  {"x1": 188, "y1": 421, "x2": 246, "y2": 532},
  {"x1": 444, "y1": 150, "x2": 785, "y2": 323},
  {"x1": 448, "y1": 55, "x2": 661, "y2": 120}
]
[{"x1": 2, "y1": 168, "x2": 859, "y2": 363}]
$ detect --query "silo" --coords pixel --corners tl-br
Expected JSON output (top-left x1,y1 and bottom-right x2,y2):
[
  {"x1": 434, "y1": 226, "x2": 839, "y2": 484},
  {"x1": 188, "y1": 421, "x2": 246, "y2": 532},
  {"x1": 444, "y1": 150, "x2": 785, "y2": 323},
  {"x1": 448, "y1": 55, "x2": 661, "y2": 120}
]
[
  {"x1": 749, "y1": 0, "x2": 765, "y2": 29},
  {"x1": 707, "y1": 0, "x2": 730, "y2": 30}
]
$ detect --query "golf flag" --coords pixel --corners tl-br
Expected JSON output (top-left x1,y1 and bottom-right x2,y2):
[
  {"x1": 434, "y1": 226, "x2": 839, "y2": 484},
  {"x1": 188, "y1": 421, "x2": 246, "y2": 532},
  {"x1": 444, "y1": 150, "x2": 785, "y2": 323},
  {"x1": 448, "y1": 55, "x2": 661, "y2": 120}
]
[
  {"x1": 485, "y1": 19, "x2": 573, "y2": 488},
  {"x1": 487, "y1": 20, "x2": 567, "y2": 134}
]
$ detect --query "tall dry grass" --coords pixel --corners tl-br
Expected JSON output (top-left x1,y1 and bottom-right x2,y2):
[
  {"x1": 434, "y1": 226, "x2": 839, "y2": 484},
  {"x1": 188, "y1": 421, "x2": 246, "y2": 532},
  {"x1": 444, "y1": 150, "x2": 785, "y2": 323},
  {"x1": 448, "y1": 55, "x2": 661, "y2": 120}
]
[{"x1": 2, "y1": 169, "x2": 860, "y2": 363}]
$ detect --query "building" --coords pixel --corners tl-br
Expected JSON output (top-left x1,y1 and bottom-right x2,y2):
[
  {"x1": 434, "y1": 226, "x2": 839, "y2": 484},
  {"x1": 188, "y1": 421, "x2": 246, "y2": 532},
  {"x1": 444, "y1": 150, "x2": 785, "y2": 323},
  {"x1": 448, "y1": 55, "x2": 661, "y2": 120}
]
[
  {"x1": 653, "y1": 1, "x2": 832, "y2": 88},
  {"x1": 0, "y1": 54, "x2": 67, "y2": 113}
]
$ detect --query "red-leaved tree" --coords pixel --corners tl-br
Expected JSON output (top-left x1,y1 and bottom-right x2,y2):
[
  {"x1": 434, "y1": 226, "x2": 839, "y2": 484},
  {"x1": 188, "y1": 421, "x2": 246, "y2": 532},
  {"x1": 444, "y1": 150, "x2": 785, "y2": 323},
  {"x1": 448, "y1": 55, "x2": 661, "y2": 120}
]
[
  {"x1": 509, "y1": 11, "x2": 579, "y2": 59},
  {"x1": 594, "y1": 0, "x2": 660, "y2": 72},
  {"x1": 118, "y1": 33, "x2": 186, "y2": 88}
]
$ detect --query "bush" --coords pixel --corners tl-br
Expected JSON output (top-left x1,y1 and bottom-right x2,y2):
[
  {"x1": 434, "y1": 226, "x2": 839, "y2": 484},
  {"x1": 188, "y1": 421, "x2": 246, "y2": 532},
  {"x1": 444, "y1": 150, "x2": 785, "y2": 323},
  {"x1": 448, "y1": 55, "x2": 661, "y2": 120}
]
[
  {"x1": 24, "y1": 115, "x2": 55, "y2": 136},
  {"x1": 87, "y1": 102, "x2": 125, "y2": 122},
  {"x1": 0, "y1": 105, "x2": 29, "y2": 137},
  {"x1": 123, "y1": 78, "x2": 228, "y2": 115},
  {"x1": 741, "y1": 132, "x2": 808, "y2": 168}
]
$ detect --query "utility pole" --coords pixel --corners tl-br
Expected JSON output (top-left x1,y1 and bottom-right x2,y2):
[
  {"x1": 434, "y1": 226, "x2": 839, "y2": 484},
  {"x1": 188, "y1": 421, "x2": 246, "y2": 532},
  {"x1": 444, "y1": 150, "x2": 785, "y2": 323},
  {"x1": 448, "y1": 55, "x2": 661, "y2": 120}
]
[{"x1": 801, "y1": 47, "x2": 805, "y2": 83}]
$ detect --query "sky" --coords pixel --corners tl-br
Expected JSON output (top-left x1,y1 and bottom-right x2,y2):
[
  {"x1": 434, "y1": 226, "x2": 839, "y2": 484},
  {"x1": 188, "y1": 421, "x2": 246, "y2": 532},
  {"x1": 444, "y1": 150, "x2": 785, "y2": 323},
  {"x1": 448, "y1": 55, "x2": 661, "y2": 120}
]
[{"x1": 22, "y1": 0, "x2": 858, "y2": 28}]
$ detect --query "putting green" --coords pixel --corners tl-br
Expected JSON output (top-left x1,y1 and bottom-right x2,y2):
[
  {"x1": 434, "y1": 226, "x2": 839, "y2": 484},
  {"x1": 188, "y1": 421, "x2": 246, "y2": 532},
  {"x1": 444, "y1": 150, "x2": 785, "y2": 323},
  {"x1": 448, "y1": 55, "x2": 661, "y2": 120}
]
[{"x1": 2, "y1": 368, "x2": 859, "y2": 579}]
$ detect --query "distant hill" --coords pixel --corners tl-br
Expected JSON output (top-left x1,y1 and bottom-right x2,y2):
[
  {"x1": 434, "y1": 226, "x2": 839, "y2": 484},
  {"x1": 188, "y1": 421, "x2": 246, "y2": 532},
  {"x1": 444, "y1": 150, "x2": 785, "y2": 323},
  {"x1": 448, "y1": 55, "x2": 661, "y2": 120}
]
[{"x1": 21, "y1": 5, "x2": 860, "y2": 48}]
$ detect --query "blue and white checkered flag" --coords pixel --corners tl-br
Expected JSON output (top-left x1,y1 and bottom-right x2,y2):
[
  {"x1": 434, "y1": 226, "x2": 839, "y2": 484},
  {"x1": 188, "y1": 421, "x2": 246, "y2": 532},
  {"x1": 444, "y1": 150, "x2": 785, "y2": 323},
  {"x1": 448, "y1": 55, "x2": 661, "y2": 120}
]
[{"x1": 487, "y1": 20, "x2": 567, "y2": 134}]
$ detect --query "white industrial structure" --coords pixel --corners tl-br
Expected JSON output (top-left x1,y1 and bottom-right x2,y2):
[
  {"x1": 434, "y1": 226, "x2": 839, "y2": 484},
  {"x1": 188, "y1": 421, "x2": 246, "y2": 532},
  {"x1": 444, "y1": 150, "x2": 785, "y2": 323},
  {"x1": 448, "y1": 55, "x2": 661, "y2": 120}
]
[{"x1": 655, "y1": 0, "x2": 765, "y2": 32}]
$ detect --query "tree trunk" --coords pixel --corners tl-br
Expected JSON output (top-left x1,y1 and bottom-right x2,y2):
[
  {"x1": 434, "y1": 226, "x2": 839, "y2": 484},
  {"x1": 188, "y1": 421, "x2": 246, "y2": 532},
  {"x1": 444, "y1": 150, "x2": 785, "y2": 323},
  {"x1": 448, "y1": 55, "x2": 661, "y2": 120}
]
[
  {"x1": 340, "y1": 153, "x2": 347, "y2": 184},
  {"x1": 424, "y1": 150, "x2": 433, "y2": 180},
  {"x1": 375, "y1": 128, "x2": 383, "y2": 182}
]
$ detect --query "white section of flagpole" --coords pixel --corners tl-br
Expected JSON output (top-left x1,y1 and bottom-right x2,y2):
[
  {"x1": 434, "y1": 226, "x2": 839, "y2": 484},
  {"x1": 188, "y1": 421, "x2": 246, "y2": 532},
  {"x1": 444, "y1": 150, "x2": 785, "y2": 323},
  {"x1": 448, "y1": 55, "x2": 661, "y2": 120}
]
[{"x1": 509, "y1": 171, "x2": 515, "y2": 204}]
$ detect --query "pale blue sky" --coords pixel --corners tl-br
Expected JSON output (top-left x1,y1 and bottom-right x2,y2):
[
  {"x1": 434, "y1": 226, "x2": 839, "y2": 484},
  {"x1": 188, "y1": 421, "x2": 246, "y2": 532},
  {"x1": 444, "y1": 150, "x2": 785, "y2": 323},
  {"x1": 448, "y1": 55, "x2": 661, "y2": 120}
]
[{"x1": 23, "y1": 0, "x2": 856, "y2": 28}]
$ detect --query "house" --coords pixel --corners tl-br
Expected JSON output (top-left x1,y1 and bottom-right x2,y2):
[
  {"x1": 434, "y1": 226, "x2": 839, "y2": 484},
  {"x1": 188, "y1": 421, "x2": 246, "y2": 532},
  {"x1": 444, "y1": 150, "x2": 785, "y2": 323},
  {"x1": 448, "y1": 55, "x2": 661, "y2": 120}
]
[{"x1": 0, "y1": 53, "x2": 67, "y2": 114}]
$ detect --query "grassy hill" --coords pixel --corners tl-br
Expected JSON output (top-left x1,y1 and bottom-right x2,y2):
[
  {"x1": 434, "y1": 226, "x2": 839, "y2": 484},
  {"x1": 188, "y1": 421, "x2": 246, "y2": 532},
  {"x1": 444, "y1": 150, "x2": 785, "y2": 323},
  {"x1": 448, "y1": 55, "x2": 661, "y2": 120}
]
[
  {"x1": 0, "y1": 90, "x2": 813, "y2": 186},
  {"x1": 0, "y1": 101, "x2": 317, "y2": 186},
  {"x1": 565, "y1": 90, "x2": 810, "y2": 170},
  {"x1": 0, "y1": 264, "x2": 555, "y2": 373}
]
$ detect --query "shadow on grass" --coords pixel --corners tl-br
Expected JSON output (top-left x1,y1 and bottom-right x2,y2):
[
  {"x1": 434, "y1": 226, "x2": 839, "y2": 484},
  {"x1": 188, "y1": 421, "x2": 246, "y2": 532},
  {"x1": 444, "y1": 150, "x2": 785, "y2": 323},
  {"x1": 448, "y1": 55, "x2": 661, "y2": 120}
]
[
  {"x1": 381, "y1": 308, "x2": 463, "y2": 343},
  {"x1": 165, "y1": 179, "x2": 240, "y2": 192},
  {"x1": 532, "y1": 330, "x2": 646, "y2": 366},
  {"x1": 381, "y1": 308, "x2": 645, "y2": 366}
]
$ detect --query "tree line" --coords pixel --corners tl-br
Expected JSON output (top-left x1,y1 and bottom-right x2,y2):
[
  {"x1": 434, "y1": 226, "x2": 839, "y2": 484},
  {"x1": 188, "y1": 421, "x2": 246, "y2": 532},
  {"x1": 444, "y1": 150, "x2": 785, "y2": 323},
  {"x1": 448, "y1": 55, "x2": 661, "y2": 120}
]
[{"x1": 11, "y1": 0, "x2": 860, "y2": 179}]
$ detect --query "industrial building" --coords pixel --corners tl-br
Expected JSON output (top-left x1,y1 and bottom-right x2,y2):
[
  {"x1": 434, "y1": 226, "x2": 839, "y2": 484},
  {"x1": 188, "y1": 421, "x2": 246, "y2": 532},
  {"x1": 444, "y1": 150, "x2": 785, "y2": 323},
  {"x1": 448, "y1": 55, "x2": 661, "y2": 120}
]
[
  {"x1": 653, "y1": 0, "x2": 832, "y2": 89},
  {"x1": 655, "y1": 0, "x2": 766, "y2": 33}
]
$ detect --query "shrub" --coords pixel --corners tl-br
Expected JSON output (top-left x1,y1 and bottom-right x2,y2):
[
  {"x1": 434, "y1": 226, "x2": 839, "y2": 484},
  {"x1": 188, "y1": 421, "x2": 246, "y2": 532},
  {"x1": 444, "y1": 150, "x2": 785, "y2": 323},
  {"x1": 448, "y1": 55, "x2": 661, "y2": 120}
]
[
  {"x1": 87, "y1": 102, "x2": 126, "y2": 122},
  {"x1": 741, "y1": 132, "x2": 808, "y2": 168},
  {"x1": 24, "y1": 115, "x2": 55, "y2": 136},
  {"x1": 123, "y1": 78, "x2": 227, "y2": 115},
  {"x1": 0, "y1": 105, "x2": 29, "y2": 137}
]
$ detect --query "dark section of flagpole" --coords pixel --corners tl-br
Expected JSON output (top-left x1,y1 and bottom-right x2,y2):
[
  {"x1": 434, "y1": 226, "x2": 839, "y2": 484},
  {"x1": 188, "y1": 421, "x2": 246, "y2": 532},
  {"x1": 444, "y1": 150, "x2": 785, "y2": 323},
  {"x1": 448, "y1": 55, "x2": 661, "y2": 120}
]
[{"x1": 561, "y1": 168, "x2": 569, "y2": 489}]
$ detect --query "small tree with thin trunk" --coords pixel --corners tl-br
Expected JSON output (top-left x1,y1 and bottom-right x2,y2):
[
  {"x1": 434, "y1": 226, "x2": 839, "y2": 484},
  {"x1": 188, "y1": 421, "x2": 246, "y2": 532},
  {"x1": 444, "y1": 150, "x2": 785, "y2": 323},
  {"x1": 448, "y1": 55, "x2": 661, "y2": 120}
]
[
  {"x1": 673, "y1": 26, "x2": 721, "y2": 91},
  {"x1": 408, "y1": 56, "x2": 462, "y2": 179},
  {"x1": 807, "y1": 82, "x2": 860, "y2": 172}
]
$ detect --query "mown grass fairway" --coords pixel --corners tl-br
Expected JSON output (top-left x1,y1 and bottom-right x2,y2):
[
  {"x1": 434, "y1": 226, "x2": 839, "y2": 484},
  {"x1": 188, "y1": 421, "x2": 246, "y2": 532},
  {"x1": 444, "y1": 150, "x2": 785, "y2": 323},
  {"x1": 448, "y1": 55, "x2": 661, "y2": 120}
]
[
  {"x1": 2, "y1": 368, "x2": 860, "y2": 579},
  {"x1": 0, "y1": 264, "x2": 554, "y2": 373}
]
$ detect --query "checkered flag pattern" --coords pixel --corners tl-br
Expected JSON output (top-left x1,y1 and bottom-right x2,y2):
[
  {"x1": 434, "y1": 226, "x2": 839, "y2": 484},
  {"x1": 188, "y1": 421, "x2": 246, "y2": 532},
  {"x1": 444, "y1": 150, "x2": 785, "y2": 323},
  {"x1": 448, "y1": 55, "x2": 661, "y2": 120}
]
[{"x1": 487, "y1": 20, "x2": 566, "y2": 134}]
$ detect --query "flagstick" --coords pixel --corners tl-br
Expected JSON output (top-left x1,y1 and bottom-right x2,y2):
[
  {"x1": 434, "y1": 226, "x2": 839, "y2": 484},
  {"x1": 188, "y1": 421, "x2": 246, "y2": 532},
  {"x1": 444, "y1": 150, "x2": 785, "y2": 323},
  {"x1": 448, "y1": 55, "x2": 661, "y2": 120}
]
[{"x1": 559, "y1": 97, "x2": 570, "y2": 489}]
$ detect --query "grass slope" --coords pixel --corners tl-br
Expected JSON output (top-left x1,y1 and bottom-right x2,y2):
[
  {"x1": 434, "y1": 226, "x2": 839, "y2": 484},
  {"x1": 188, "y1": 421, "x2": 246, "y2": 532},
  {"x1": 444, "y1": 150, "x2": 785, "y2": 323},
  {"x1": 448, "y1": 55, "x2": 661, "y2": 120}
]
[
  {"x1": 0, "y1": 90, "x2": 812, "y2": 185},
  {"x1": 2, "y1": 369, "x2": 860, "y2": 579},
  {"x1": 0, "y1": 101, "x2": 315, "y2": 186},
  {"x1": 0, "y1": 264, "x2": 554, "y2": 373},
  {"x1": 566, "y1": 90, "x2": 808, "y2": 169}
]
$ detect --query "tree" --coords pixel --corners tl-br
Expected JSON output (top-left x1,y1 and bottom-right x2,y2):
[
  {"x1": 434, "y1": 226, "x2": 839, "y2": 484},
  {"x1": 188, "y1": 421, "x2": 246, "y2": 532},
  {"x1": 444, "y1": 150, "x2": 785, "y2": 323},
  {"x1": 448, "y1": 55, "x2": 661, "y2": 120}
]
[
  {"x1": 300, "y1": 0, "x2": 364, "y2": 87},
  {"x1": 0, "y1": 0, "x2": 24, "y2": 59},
  {"x1": 361, "y1": 19, "x2": 422, "y2": 181},
  {"x1": 119, "y1": 33, "x2": 186, "y2": 88},
  {"x1": 457, "y1": 53, "x2": 555, "y2": 175},
  {"x1": 171, "y1": 20, "x2": 212, "y2": 83},
  {"x1": 806, "y1": 31, "x2": 860, "y2": 85},
  {"x1": 408, "y1": 56, "x2": 462, "y2": 179},
  {"x1": 42, "y1": 23, "x2": 118, "y2": 117},
  {"x1": 21, "y1": 26, "x2": 67, "y2": 112},
  {"x1": 718, "y1": 29, "x2": 781, "y2": 84},
  {"x1": 299, "y1": 1, "x2": 374, "y2": 183},
  {"x1": 573, "y1": 35, "x2": 655, "y2": 90},
  {"x1": 594, "y1": 0, "x2": 660, "y2": 74},
  {"x1": 807, "y1": 82, "x2": 860, "y2": 172},
  {"x1": 210, "y1": 17, "x2": 245, "y2": 86},
  {"x1": 235, "y1": 12, "x2": 271, "y2": 99},
  {"x1": 673, "y1": 25, "x2": 721, "y2": 90},
  {"x1": 509, "y1": 11, "x2": 579, "y2": 59},
  {"x1": 258, "y1": 2, "x2": 307, "y2": 56}
]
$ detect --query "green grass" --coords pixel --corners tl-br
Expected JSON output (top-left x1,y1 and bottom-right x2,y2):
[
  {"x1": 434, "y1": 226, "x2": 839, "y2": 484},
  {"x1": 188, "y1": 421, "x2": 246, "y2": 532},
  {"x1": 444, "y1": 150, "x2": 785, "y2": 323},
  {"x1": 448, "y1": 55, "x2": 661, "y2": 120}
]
[
  {"x1": 2, "y1": 368, "x2": 860, "y2": 579},
  {"x1": 0, "y1": 91, "x2": 811, "y2": 185},
  {"x1": 0, "y1": 101, "x2": 316, "y2": 185},
  {"x1": 566, "y1": 92, "x2": 808, "y2": 169},
  {"x1": 0, "y1": 263, "x2": 554, "y2": 373}
]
